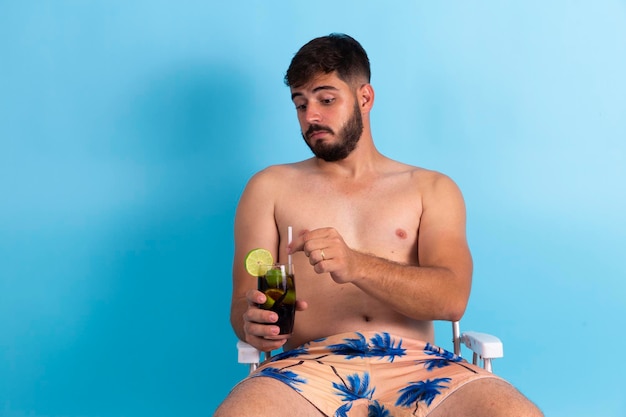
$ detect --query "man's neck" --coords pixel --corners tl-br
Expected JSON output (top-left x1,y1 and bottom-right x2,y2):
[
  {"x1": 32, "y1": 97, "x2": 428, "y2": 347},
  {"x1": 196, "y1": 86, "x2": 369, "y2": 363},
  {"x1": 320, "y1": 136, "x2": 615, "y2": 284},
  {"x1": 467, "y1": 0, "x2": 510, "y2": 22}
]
[{"x1": 314, "y1": 134, "x2": 384, "y2": 179}]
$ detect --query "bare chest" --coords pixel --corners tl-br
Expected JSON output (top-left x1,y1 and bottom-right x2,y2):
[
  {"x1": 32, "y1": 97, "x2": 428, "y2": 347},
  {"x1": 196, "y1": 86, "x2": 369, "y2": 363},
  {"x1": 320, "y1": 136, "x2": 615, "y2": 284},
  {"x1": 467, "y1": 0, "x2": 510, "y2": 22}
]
[{"x1": 276, "y1": 177, "x2": 422, "y2": 262}]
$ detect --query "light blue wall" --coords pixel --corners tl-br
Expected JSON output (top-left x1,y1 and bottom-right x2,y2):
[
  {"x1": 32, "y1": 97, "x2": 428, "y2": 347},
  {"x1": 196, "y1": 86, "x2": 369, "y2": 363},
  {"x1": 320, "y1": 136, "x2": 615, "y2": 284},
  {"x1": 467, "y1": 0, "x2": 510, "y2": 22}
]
[{"x1": 1, "y1": 2, "x2": 624, "y2": 416}]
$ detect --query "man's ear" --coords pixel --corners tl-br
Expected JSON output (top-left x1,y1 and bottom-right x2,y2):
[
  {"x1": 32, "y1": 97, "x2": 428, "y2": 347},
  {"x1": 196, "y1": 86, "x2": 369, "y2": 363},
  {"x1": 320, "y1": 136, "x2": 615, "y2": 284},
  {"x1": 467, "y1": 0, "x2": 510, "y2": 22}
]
[{"x1": 358, "y1": 83, "x2": 375, "y2": 111}]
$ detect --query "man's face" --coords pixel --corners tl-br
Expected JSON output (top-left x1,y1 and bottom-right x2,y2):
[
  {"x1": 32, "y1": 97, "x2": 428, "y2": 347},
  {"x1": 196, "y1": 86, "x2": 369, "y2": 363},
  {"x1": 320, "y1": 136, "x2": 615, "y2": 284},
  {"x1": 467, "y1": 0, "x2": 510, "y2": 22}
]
[{"x1": 290, "y1": 73, "x2": 364, "y2": 162}]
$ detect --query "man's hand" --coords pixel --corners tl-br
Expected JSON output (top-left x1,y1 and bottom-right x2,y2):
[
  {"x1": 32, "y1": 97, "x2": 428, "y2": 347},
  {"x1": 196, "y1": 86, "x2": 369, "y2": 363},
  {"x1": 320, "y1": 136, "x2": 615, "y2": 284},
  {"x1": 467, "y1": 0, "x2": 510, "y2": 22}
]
[
  {"x1": 242, "y1": 288, "x2": 308, "y2": 352},
  {"x1": 288, "y1": 227, "x2": 363, "y2": 284}
]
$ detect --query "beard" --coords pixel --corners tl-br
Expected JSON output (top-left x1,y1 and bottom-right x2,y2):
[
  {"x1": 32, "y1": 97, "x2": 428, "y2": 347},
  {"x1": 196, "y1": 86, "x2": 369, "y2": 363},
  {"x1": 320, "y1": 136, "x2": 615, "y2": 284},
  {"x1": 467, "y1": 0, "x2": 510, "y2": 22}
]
[{"x1": 302, "y1": 102, "x2": 363, "y2": 162}]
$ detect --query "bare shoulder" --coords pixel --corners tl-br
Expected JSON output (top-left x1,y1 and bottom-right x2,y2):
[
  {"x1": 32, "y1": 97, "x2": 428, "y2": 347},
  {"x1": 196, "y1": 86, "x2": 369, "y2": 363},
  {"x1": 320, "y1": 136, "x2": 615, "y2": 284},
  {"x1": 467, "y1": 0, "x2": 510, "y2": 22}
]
[
  {"x1": 389, "y1": 160, "x2": 461, "y2": 194},
  {"x1": 399, "y1": 163, "x2": 467, "y2": 228},
  {"x1": 250, "y1": 159, "x2": 313, "y2": 180},
  {"x1": 244, "y1": 160, "x2": 313, "y2": 191},
  {"x1": 415, "y1": 167, "x2": 462, "y2": 195}
]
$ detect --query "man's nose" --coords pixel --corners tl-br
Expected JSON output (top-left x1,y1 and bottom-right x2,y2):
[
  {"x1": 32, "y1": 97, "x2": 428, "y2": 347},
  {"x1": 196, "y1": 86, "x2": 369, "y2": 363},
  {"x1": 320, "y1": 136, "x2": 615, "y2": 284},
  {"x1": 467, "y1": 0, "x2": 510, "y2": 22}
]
[{"x1": 305, "y1": 103, "x2": 322, "y2": 124}]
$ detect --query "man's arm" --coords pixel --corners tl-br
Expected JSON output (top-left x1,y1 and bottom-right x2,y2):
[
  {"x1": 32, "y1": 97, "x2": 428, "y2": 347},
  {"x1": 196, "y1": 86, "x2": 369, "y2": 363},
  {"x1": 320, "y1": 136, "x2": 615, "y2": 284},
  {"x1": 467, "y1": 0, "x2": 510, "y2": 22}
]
[
  {"x1": 289, "y1": 174, "x2": 472, "y2": 322},
  {"x1": 229, "y1": 169, "x2": 289, "y2": 352}
]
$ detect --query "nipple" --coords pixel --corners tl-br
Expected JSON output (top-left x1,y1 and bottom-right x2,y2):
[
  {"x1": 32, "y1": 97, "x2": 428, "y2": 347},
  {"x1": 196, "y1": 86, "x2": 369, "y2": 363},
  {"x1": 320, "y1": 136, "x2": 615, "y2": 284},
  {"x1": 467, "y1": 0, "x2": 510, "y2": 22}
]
[{"x1": 395, "y1": 228, "x2": 407, "y2": 239}]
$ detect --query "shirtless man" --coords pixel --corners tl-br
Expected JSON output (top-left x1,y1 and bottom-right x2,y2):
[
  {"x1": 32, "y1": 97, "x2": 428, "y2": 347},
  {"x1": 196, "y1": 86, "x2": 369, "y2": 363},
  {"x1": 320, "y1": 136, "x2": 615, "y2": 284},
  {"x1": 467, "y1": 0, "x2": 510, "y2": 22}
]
[{"x1": 215, "y1": 34, "x2": 542, "y2": 417}]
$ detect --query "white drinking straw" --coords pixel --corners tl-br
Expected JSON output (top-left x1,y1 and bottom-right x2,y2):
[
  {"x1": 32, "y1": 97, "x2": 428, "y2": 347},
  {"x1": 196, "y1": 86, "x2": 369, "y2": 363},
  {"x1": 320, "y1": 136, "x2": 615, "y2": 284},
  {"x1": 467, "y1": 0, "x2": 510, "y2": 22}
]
[{"x1": 287, "y1": 226, "x2": 293, "y2": 265}]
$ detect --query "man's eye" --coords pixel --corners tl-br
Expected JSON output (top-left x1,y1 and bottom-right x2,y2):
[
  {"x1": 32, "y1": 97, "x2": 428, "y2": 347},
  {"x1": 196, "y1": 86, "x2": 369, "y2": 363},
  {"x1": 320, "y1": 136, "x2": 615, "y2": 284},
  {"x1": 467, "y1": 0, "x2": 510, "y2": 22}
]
[
  {"x1": 295, "y1": 103, "x2": 307, "y2": 111},
  {"x1": 321, "y1": 98, "x2": 335, "y2": 105}
]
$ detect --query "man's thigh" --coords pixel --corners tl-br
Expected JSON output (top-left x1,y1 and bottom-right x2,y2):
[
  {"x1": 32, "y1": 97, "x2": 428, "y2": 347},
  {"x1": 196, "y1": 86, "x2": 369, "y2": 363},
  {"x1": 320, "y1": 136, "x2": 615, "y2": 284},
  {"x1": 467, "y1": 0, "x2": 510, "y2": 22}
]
[
  {"x1": 214, "y1": 377, "x2": 325, "y2": 417},
  {"x1": 429, "y1": 378, "x2": 543, "y2": 417}
]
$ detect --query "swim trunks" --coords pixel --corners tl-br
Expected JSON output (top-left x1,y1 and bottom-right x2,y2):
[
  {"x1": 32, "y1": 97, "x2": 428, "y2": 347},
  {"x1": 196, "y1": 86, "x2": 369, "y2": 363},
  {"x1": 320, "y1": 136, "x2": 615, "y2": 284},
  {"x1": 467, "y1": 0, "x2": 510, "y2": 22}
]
[{"x1": 246, "y1": 331, "x2": 504, "y2": 416}]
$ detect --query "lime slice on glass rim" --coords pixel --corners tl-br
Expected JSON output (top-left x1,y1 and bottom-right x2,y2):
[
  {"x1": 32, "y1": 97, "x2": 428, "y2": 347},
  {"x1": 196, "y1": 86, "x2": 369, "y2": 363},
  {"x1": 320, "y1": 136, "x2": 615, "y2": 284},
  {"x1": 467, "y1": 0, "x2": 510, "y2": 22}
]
[{"x1": 244, "y1": 248, "x2": 273, "y2": 277}]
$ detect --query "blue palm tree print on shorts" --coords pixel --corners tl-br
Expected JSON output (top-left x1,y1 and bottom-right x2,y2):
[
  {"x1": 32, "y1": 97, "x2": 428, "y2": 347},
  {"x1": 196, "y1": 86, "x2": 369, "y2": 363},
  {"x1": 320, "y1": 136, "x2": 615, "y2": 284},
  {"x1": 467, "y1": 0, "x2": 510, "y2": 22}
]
[
  {"x1": 269, "y1": 346, "x2": 309, "y2": 362},
  {"x1": 368, "y1": 400, "x2": 392, "y2": 417},
  {"x1": 252, "y1": 366, "x2": 306, "y2": 392},
  {"x1": 332, "y1": 372, "x2": 376, "y2": 417},
  {"x1": 328, "y1": 333, "x2": 405, "y2": 415},
  {"x1": 396, "y1": 377, "x2": 452, "y2": 413},
  {"x1": 328, "y1": 332, "x2": 406, "y2": 362},
  {"x1": 333, "y1": 372, "x2": 375, "y2": 402},
  {"x1": 335, "y1": 400, "x2": 392, "y2": 417},
  {"x1": 251, "y1": 332, "x2": 475, "y2": 415},
  {"x1": 419, "y1": 342, "x2": 464, "y2": 370}
]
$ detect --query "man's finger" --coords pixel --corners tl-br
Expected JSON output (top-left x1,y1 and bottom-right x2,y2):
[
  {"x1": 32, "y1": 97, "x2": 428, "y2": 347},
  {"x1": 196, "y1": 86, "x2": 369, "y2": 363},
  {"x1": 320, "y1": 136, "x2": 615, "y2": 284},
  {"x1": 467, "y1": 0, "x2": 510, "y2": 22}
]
[{"x1": 288, "y1": 229, "x2": 309, "y2": 253}]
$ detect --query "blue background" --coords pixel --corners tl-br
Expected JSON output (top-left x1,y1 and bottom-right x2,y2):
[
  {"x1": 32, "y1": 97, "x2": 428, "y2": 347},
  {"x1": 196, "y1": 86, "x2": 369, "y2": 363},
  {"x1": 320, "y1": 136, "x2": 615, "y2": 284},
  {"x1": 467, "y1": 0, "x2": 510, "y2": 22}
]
[{"x1": 1, "y1": 1, "x2": 625, "y2": 416}]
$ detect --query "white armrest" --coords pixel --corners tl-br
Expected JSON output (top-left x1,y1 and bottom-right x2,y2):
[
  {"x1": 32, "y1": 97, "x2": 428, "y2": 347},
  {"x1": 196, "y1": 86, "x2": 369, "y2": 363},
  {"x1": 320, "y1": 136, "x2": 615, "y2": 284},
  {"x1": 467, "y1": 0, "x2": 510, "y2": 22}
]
[
  {"x1": 460, "y1": 331, "x2": 503, "y2": 373},
  {"x1": 237, "y1": 340, "x2": 260, "y2": 364},
  {"x1": 461, "y1": 331, "x2": 504, "y2": 359}
]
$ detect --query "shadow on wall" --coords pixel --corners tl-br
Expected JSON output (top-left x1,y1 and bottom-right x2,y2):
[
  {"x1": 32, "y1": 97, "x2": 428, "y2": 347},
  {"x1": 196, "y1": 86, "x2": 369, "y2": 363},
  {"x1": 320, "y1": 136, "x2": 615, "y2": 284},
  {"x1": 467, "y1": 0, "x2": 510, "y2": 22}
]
[{"x1": 6, "y1": 64, "x2": 254, "y2": 417}]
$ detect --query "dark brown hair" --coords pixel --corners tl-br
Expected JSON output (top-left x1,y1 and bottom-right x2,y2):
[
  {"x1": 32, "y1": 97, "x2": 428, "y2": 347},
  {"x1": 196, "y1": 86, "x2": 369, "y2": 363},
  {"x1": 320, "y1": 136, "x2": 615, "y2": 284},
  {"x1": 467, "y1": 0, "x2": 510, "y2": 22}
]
[{"x1": 285, "y1": 33, "x2": 371, "y2": 88}]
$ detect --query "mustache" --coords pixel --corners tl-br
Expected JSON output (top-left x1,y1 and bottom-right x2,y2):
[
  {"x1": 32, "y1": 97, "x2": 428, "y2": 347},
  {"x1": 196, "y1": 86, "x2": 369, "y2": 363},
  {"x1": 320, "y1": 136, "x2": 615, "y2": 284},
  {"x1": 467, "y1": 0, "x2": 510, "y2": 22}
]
[{"x1": 305, "y1": 124, "x2": 334, "y2": 139}]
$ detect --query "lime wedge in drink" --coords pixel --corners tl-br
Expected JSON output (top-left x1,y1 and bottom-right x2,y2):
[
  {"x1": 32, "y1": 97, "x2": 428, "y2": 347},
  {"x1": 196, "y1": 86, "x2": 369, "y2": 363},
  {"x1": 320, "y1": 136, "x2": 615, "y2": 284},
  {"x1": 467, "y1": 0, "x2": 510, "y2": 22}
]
[
  {"x1": 261, "y1": 288, "x2": 284, "y2": 309},
  {"x1": 282, "y1": 289, "x2": 296, "y2": 305},
  {"x1": 244, "y1": 248, "x2": 273, "y2": 277},
  {"x1": 265, "y1": 268, "x2": 282, "y2": 287}
]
